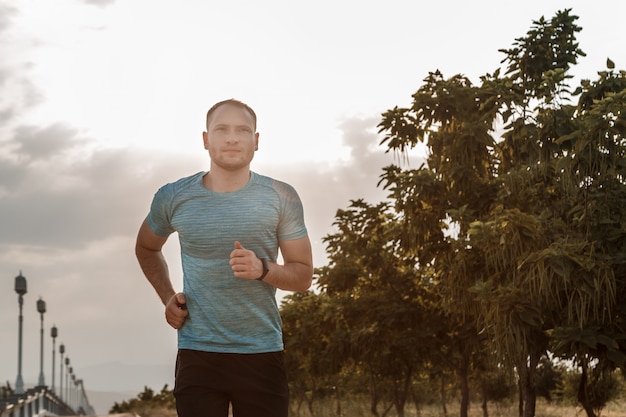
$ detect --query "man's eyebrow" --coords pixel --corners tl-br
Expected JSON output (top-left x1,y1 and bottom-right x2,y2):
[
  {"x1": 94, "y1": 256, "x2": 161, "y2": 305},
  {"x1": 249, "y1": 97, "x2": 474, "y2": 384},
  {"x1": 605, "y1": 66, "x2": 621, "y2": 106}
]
[{"x1": 212, "y1": 123, "x2": 252, "y2": 129}]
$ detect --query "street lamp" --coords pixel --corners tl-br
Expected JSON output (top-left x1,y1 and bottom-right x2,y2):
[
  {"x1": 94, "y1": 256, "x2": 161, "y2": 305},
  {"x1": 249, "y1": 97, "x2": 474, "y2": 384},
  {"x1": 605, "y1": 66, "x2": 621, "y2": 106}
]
[
  {"x1": 37, "y1": 297, "x2": 46, "y2": 387},
  {"x1": 59, "y1": 343, "x2": 65, "y2": 400},
  {"x1": 69, "y1": 367, "x2": 74, "y2": 411},
  {"x1": 14, "y1": 271, "x2": 27, "y2": 394},
  {"x1": 65, "y1": 359, "x2": 70, "y2": 403},
  {"x1": 51, "y1": 325, "x2": 58, "y2": 393},
  {"x1": 71, "y1": 373, "x2": 76, "y2": 410},
  {"x1": 76, "y1": 378, "x2": 84, "y2": 412}
]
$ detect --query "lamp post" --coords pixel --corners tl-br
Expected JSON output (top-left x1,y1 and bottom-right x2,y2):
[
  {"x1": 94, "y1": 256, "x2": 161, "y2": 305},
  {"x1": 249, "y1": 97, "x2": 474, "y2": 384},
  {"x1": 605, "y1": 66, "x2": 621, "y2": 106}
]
[
  {"x1": 14, "y1": 271, "x2": 27, "y2": 394},
  {"x1": 51, "y1": 326, "x2": 58, "y2": 393},
  {"x1": 76, "y1": 379, "x2": 84, "y2": 412},
  {"x1": 59, "y1": 344, "x2": 65, "y2": 400},
  {"x1": 69, "y1": 367, "x2": 74, "y2": 411},
  {"x1": 71, "y1": 374, "x2": 76, "y2": 410},
  {"x1": 37, "y1": 297, "x2": 46, "y2": 387},
  {"x1": 65, "y1": 359, "x2": 70, "y2": 403}
]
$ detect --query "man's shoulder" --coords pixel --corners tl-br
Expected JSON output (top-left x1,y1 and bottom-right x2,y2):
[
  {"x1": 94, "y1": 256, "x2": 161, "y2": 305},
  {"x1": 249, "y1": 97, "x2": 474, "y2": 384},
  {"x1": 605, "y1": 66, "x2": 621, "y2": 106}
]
[
  {"x1": 251, "y1": 171, "x2": 293, "y2": 187},
  {"x1": 160, "y1": 172, "x2": 204, "y2": 193},
  {"x1": 250, "y1": 171, "x2": 301, "y2": 201}
]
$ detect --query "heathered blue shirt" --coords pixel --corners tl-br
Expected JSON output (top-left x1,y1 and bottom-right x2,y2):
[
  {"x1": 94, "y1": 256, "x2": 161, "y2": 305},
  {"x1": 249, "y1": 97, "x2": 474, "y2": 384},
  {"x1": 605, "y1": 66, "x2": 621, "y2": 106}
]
[{"x1": 146, "y1": 171, "x2": 308, "y2": 353}]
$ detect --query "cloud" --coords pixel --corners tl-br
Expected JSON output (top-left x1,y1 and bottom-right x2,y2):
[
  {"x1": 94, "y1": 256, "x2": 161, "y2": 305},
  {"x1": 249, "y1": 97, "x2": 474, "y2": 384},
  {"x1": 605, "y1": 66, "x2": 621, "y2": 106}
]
[
  {"x1": 13, "y1": 123, "x2": 81, "y2": 161},
  {"x1": 0, "y1": 135, "x2": 196, "y2": 248},
  {"x1": 0, "y1": 67, "x2": 44, "y2": 126},
  {"x1": 0, "y1": 5, "x2": 45, "y2": 127},
  {"x1": 0, "y1": 2, "x2": 423, "y2": 391},
  {"x1": 0, "y1": 135, "x2": 191, "y2": 391},
  {"x1": 255, "y1": 113, "x2": 426, "y2": 268},
  {"x1": 0, "y1": 0, "x2": 435, "y2": 395},
  {"x1": 0, "y1": 2, "x2": 17, "y2": 34},
  {"x1": 81, "y1": 0, "x2": 117, "y2": 7},
  {"x1": 0, "y1": 108, "x2": 410, "y2": 385},
  {"x1": 0, "y1": 104, "x2": 397, "y2": 262}
]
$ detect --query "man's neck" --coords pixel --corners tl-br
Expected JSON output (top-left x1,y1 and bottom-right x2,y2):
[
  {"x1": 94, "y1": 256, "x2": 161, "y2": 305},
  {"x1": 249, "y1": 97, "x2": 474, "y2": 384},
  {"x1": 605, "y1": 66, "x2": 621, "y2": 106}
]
[{"x1": 203, "y1": 167, "x2": 251, "y2": 193}]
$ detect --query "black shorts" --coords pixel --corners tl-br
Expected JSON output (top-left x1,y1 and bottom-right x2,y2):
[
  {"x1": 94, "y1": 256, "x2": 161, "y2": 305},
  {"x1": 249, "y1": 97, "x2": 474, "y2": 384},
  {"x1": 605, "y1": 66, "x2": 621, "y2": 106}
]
[{"x1": 174, "y1": 349, "x2": 289, "y2": 417}]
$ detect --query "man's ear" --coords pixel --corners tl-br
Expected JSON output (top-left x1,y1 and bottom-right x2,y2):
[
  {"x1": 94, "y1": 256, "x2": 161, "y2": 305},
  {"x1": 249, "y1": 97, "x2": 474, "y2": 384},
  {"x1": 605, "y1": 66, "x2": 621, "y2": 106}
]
[
  {"x1": 255, "y1": 132, "x2": 260, "y2": 151},
  {"x1": 202, "y1": 131, "x2": 209, "y2": 149}
]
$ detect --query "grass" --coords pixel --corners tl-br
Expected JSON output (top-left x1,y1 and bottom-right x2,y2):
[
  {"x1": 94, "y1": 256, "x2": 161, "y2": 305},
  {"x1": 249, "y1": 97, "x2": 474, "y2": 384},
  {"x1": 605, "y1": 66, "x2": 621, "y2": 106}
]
[
  {"x1": 130, "y1": 398, "x2": 626, "y2": 417},
  {"x1": 288, "y1": 398, "x2": 626, "y2": 417}
]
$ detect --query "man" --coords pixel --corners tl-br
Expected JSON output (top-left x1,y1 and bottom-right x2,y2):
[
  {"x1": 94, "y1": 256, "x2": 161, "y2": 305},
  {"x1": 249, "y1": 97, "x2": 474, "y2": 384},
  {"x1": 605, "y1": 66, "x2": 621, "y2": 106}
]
[{"x1": 135, "y1": 98, "x2": 313, "y2": 417}]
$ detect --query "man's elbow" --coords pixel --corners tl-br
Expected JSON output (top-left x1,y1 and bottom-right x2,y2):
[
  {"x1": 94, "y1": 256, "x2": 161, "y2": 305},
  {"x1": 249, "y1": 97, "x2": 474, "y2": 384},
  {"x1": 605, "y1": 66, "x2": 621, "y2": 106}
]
[
  {"x1": 135, "y1": 241, "x2": 150, "y2": 261},
  {"x1": 135, "y1": 240, "x2": 161, "y2": 264}
]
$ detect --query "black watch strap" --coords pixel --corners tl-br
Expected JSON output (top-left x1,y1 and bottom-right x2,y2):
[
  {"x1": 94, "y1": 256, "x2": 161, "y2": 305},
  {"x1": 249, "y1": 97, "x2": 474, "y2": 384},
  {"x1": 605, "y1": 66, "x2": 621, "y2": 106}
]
[{"x1": 256, "y1": 258, "x2": 269, "y2": 281}]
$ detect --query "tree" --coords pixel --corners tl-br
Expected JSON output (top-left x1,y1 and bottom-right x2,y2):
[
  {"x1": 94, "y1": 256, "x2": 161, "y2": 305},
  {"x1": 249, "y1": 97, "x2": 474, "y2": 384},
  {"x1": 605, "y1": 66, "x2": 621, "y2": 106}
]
[
  {"x1": 315, "y1": 199, "x2": 442, "y2": 417},
  {"x1": 378, "y1": 67, "x2": 499, "y2": 417},
  {"x1": 282, "y1": 290, "x2": 348, "y2": 415},
  {"x1": 281, "y1": 8, "x2": 625, "y2": 417},
  {"x1": 109, "y1": 385, "x2": 175, "y2": 417},
  {"x1": 543, "y1": 63, "x2": 626, "y2": 416},
  {"x1": 377, "y1": 8, "x2": 625, "y2": 417}
]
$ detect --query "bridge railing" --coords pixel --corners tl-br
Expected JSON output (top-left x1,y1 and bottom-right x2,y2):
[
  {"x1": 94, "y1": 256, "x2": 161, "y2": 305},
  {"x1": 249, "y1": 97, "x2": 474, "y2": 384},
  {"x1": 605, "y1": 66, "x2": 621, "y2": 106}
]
[{"x1": 0, "y1": 385, "x2": 94, "y2": 417}]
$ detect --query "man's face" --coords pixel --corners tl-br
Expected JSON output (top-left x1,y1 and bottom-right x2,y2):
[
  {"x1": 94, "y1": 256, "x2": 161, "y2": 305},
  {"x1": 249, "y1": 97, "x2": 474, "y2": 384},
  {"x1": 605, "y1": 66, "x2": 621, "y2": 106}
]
[{"x1": 203, "y1": 104, "x2": 259, "y2": 171}]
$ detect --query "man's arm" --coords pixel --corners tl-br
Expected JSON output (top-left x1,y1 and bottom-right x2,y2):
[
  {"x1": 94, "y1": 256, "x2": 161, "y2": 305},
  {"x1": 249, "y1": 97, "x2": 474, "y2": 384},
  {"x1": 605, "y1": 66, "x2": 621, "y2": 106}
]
[
  {"x1": 270, "y1": 236, "x2": 314, "y2": 292},
  {"x1": 135, "y1": 218, "x2": 188, "y2": 328},
  {"x1": 230, "y1": 236, "x2": 313, "y2": 292}
]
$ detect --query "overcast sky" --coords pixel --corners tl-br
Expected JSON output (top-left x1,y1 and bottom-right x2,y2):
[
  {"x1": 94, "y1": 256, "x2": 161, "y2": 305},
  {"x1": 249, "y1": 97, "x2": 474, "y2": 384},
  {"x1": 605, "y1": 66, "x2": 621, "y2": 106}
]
[{"x1": 1, "y1": 0, "x2": 624, "y2": 410}]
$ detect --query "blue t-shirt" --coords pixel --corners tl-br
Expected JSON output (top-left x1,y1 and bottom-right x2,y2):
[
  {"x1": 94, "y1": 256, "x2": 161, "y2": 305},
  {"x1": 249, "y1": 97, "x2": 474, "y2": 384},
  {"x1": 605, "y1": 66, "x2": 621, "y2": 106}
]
[{"x1": 147, "y1": 171, "x2": 308, "y2": 353}]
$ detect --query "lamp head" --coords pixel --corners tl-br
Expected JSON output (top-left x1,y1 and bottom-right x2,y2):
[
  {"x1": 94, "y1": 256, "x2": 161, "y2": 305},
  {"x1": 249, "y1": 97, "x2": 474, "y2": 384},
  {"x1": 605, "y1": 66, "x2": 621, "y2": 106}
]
[
  {"x1": 14, "y1": 272, "x2": 27, "y2": 296},
  {"x1": 37, "y1": 297, "x2": 46, "y2": 314}
]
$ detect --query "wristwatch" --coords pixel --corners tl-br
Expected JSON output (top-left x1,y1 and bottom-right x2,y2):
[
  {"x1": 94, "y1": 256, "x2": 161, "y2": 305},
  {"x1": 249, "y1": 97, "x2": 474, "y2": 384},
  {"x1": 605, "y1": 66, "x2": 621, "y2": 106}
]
[{"x1": 256, "y1": 258, "x2": 269, "y2": 281}]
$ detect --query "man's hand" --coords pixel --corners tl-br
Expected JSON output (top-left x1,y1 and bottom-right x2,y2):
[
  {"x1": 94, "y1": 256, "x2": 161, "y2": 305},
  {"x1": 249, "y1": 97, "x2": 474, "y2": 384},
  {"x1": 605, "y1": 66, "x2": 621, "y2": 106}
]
[
  {"x1": 230, "y1": 241, "x2": 264, "y2": 280},
  {"x1": 165, "y1": 292, "x2": 188, "y2": 329}
]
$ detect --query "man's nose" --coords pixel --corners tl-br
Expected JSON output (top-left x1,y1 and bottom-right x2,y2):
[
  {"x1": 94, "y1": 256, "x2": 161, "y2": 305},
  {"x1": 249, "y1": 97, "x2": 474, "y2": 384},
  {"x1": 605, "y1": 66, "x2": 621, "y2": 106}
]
[{"x1": 226, "y1": 130, "x2": 239, "y2": 143}]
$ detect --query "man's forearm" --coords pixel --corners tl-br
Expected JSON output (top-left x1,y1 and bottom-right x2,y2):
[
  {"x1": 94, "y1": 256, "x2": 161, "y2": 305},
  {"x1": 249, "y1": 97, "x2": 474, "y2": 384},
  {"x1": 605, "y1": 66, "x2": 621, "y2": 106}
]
[
  {"x1": 264, "y1": 261, "x2": 313, "y2": 292},
  {"x1": 136, "y1": 246, "x2": 176, "y2": 305}
]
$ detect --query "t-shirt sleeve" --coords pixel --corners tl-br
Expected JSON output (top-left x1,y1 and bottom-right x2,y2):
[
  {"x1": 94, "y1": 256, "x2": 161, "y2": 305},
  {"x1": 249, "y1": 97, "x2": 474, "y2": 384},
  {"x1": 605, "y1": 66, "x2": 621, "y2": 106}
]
[
  {"x1": 276, "y1": 181, "x2": 308, "y2": 242},
  {"x1": 146, "y1": 184, "x2": 176, "y2": 237}
]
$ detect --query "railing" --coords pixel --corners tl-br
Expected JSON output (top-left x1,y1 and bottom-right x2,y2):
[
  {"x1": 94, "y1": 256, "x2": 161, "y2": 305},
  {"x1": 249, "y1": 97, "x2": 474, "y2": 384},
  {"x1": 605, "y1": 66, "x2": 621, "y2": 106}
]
[
  {"x1": 5, "y1": 272, "x2": 97, "y2": 416},
  {"x1": 0, "y1": 385, "x2": 95, "y2": 417}
]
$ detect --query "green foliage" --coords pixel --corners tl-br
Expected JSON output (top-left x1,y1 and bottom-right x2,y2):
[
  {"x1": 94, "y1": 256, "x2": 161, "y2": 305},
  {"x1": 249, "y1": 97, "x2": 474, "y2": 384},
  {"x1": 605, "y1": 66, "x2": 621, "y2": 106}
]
[
  {"x1": 481, "y1": 370, "x2": 517, "y2": 403},
  {"x1": 281, "y1": 7, "x2": 626, "y2": 417},
  {"x1": 557, "y1": 367, "x2": 624, "y2": 412},
  {"x1": 109, "y1": 385, "x2": 175, "y2": 416},
  {"x1": 498, "y1": 9, "x2": 584, "y2": 102},
  {"x1": 535, "y1": 356, "x2": 563, "y2": 401}
]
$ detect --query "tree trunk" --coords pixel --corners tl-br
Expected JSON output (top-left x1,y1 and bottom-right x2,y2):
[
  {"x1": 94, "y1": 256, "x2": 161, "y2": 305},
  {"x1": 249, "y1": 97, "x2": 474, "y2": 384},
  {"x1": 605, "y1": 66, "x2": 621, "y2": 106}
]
[
  {"x1": 411, "y1": 385, "x2": 422, "y2": 417},
  {"x1": 577, "y1": 362, "x2": 598, "y2": 417},
  {"x1": 334, "y1": 376, "x2": 341, "y2": 417},
  {"x1": 481, "y1": 379, "x2": 489, "y2": 417},
  {"x1": 369, "y1": 371, "x2": 380, "y2": 417},
  {"x1": 304, "y1": 381, "x2": 315, "y2": 415},
  {"x1": 518, "y1": 380, "x2": 523, "y2": 417},
  {"x1": 457, "y1": 352, "x2": 470, "y2": 417},
  {"x1": 440, "y1": 374, "x2": 448, "y2": 417},
  {"x1": 522, "y1": 375, "x2": 536, "y2": 417},
  {"x1": 392, "y1": 366, "x2": 412, "y2": 417},
  {"x1": 520, "y1": 353, "x2": 539, "y2": 417}
]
